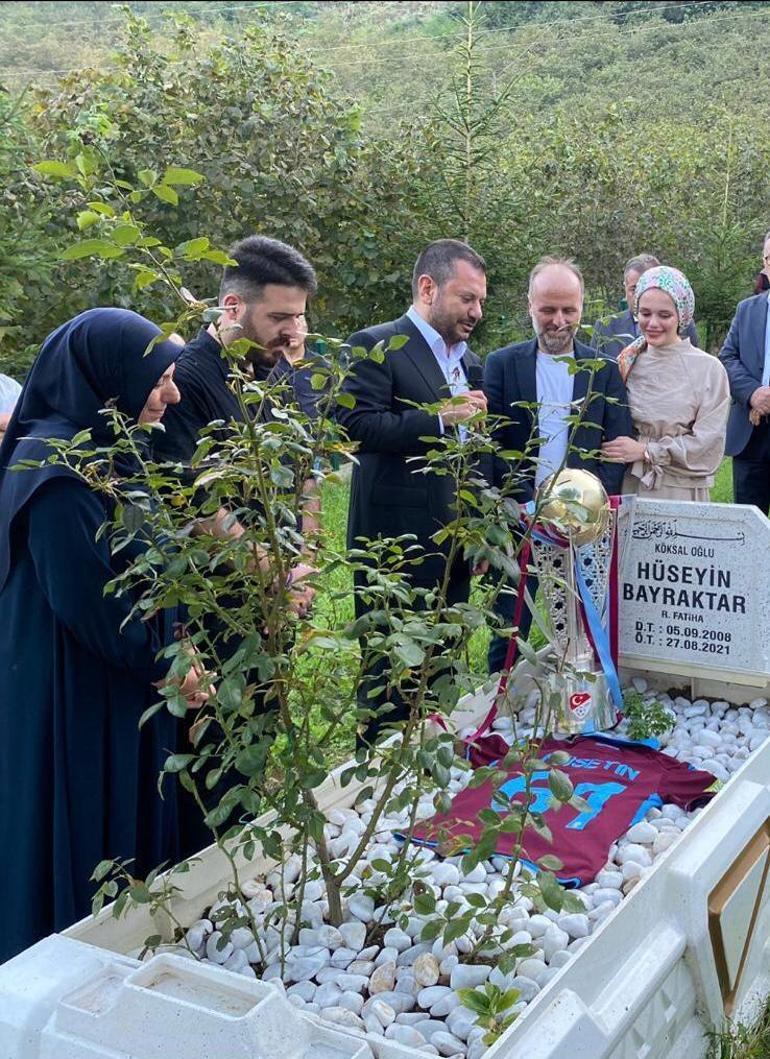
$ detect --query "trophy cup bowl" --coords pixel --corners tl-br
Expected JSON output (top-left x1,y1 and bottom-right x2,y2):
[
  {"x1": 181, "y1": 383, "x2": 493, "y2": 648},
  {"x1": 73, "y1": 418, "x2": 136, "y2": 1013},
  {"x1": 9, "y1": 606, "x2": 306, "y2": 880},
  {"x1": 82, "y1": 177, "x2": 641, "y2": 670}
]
[{"x1": 537, "y1": 468, "x2": 610, "y2": 547}]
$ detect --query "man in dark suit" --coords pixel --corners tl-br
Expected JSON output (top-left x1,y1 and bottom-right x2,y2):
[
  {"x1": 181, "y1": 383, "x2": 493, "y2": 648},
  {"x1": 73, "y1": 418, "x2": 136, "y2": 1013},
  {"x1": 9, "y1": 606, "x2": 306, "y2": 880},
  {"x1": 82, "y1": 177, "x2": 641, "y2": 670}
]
[
  {"x1": 484, "y1": 256, "x2": 632, "y2": 673},
  {"x1": 591, "y1": 253, "x2": 698, "y2": 359},
  {"x1": 719, "y1": 230, "x2": 770, "y2": 513},
  {"x1": 337, "y1": 239, "x2": 488, "y2": 741}
]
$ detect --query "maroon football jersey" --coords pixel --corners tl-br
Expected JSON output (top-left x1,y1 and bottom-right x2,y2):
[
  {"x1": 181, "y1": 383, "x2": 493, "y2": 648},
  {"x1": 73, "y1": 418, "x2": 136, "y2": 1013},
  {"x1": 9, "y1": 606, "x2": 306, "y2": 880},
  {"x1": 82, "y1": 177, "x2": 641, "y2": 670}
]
[{"x1": 412, "y1": 735, "x2": 715, "y2": 886}]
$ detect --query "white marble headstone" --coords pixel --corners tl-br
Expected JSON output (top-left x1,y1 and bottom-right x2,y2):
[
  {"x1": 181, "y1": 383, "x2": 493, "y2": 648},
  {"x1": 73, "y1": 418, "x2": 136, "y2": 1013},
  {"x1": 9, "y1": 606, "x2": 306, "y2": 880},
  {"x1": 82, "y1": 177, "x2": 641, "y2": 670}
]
[{"x1": 618, "y1": 499, "x2": 770, "y2": 683}]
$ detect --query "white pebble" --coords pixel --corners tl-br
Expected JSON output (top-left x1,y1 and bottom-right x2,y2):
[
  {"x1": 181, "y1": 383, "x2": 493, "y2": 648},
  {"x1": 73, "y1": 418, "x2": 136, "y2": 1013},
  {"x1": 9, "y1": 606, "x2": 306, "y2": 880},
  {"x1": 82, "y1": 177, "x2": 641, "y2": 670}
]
[
  {"x1": 450, "y1": 964, "x2": 491, "y2": 989},
  {"x1": 338, "y1": 921, "x2": 367, "y2": 951},
  {"x1": 347, "y1": 895, "x2": 375, "y2": 922},
  {"x1": 625, "y1": 822, "x2": 657, "y2": 845},
  {"x1": 385, "y1": 1024, "x2": 426, "y2": 1047},
  {"x1": 432, "y1": 1030, "x2": 467, "y2": 1055},
  {"x1": 557, "y1": 913, "x2": 590, "y2": 939},
  {"x1": 542, "y1": 925, "x2": 569, "y2": 962}
]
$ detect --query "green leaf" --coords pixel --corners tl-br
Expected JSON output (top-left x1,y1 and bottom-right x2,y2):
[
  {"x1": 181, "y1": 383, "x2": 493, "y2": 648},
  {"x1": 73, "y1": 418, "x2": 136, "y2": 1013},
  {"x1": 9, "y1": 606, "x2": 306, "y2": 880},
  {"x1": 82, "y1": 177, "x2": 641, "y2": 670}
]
[
  {"x1": 134, "y1": 269, "x2": 160, "y2": 292},
  {"x1": 121, "y1": 503, "x2": 145, "y2": 534},
  {"x1": 76, "y1": 210, "x2": 101, "y2": 230},
  {"x1": 176, "y1": 236, "x2": 210, "y2": 257},
  {"x1": 235, "y1": 744, "x2": 266, "y2": 777},
  {"x1": 548, "y1": 768, "x2": 574, "y2": 803},
  {"x1": 387, "y1": 334, "x2": 409, "y2": 350},
  {"x1": 111, "y1": 223, "x2": 142, "y2": 246},
  {"x1": 164, "y1": 753, "x2": 196, "y2": 773},
  {"x1": 138, "y1": 168, "x2": 157, "y2": 187},
  {"x1": 335, "y1": 391, "x2": 355, "y2": 410},
  {"x1": 201, "y1": 250, "x2": 236, "y2": 265},
  {"x1": 393, "y1": 639, "x2": 424, "y2": 668},
  {"x1": 456, "y1": 987, "x2": 491, "y2": 1016},
  {"x1": 162, "y1": 166, "x2": 205, "y2": 186},
  {"x1": 152, "y1": 184, "x2": 179, "y2": 206},
  {"x1": 413, "y1": 892, "x2": 436, "y2": 916},
  {"x1": 34, "y1": 160, "x2": 77, "y2": 179},
  {"x1": 61, "y1": 239, "x2": 126, "y2": 261},
  {"x1": 87, "y1": 201, "x2": 116, "y2": 217},
  {"x1": 538, "y1": 871, "x2": 565, "y2": 913},
  {"x1": 139, "y1": 701, "x2": 165, "y2": 728},
  {"x1": 444, "y1": 918, "x2": 468, "y2": 943},
  {"x1": 91, "y1": 859, "x2": 115, "y2": 883},
  {"x1": 537, "y1": 854, "x2": 564, "y2": 871},
  {"x1": 497, "y1": 987, "x2": 522, "y2": 1012},
  {"x1": 420, "y1": 919, "x2": 443, "y2": 942}
]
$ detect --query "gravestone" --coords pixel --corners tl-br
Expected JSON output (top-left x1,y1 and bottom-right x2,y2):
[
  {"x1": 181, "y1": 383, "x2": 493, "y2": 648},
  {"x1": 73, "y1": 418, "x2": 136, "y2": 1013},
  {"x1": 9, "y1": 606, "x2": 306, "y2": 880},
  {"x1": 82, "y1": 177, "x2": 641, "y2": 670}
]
[{"x1": 618, "y1": 498, "x2": 770, "y2": 684}]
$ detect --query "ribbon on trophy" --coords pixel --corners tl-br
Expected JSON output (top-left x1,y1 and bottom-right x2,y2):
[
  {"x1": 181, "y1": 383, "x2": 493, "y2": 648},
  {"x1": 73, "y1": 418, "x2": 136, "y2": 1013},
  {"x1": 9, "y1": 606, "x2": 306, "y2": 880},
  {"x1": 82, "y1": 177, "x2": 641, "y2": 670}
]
[{"x1": 462, "y1": 474, "x2": 624, "y2": 762}]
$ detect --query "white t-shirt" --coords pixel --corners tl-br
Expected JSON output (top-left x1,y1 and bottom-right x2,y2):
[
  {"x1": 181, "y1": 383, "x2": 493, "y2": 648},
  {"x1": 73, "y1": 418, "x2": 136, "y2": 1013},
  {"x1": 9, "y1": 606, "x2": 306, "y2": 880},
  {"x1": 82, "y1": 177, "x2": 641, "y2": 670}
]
[
  {"x1": 535, "y1": 351, "x2": 575, "y2": 487},
  {"x1": 0, "y1": 374, "x2": 21, "y2": 414}
]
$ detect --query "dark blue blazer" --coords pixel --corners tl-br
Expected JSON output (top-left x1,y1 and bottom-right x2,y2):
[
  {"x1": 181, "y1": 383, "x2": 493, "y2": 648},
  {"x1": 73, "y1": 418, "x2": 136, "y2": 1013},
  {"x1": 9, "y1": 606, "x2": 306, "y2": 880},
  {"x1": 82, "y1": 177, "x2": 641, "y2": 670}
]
[
  {"x1": 337, "y1": 313, "x2": 481, "y2": 592},
  {"x1": 483, "y1": 338, "x2": 632, "y2": 502},
  {"x1": 719, "y1": 294, "x2": 770, "y2": 457},
  {"x1": 591, "y1": 309, "x2": 698, "y2": 361}
]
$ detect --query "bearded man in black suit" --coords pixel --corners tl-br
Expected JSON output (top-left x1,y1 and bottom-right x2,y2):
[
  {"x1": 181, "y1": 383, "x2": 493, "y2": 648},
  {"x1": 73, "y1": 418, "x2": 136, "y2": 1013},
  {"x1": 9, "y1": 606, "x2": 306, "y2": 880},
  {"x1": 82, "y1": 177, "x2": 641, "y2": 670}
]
[
  {"x1": 337, "y1": 239, "x2": 489, "y2": 742},
  {"x1": 484, "y1": 256, "x2": 632, "y2": 674}
]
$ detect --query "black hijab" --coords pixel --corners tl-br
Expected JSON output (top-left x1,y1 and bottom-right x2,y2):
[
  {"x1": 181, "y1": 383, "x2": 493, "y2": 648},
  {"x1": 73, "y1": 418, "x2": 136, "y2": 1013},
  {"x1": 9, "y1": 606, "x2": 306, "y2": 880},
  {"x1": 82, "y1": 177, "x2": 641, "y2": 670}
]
[{"x1": 0, "y1": 308, "x2": 182, "y2": 590}]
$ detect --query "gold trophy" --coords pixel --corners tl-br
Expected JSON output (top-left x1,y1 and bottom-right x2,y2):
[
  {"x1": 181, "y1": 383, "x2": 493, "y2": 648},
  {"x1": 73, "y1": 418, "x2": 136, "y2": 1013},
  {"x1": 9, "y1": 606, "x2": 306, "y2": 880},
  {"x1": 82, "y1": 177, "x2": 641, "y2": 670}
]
[{"x1": 533, "y1": 469, "x2": 618, "y2": 735}]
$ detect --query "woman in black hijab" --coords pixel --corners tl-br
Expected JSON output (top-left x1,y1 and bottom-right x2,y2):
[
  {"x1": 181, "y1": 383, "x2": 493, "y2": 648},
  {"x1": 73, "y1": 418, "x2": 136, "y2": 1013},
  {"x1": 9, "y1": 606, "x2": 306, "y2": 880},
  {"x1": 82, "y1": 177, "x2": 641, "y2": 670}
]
[{"x1": 0, "y1": 308, "x2": 201, "y2": 962}]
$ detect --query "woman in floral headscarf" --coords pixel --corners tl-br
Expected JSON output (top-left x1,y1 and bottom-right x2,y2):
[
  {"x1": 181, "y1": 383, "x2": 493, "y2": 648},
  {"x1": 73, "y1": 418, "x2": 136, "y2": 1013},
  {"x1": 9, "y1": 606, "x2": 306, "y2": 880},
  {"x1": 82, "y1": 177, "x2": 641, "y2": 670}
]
[{"x1": 600, "y1": 265, "x2": 730, "y2": 500}]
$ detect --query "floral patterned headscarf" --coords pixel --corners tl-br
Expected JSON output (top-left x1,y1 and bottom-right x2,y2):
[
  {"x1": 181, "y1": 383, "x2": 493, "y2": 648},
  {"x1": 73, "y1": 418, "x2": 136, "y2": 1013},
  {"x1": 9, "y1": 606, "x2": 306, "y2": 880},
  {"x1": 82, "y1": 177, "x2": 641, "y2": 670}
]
[{"x1": 617, "y1": 265, "x2": 695, "y2": 381}]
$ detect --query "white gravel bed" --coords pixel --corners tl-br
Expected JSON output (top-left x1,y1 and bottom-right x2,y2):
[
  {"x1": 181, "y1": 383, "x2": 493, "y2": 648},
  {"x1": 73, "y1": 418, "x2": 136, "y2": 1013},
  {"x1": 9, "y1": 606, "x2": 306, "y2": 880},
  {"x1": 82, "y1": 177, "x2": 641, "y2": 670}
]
[{"x1": 178, "y1": 684, "x2": 770, "y2": 1058}]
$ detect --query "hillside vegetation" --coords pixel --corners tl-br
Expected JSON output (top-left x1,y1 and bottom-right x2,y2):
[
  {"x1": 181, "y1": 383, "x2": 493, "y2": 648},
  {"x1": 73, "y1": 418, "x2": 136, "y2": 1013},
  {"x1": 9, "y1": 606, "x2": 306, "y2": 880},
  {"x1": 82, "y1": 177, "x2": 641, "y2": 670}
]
[{"x1": 1, "y1": 0, "x2": 769, "y2": 375}]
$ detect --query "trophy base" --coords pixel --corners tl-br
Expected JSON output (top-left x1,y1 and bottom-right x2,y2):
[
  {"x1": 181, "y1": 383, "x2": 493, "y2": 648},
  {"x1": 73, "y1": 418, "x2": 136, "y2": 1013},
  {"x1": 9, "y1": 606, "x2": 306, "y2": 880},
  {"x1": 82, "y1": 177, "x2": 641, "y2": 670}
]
[{"x1": 548, "y1": 670, "x2": 619, "y2": 736}]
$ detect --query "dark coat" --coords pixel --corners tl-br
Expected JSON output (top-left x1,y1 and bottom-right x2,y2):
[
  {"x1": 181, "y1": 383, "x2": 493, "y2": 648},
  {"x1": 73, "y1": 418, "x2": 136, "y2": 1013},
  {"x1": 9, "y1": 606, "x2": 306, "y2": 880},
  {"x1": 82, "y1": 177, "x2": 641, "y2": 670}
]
[
  {"x1": 719, "y1": 293, "x2": 770, "y2": 457},
  {"x1": 0, "y1": 310, "x2": 186, "y2": 962},
  {"x1": 483, "y1": 337, "x2": 632, "y2": 502},
  {"x1": 337, "y1": 313, "x2": 481, "y2": 593},
  {"x1": 591, "y1": 309, "x2": 698, "y2": 361}
]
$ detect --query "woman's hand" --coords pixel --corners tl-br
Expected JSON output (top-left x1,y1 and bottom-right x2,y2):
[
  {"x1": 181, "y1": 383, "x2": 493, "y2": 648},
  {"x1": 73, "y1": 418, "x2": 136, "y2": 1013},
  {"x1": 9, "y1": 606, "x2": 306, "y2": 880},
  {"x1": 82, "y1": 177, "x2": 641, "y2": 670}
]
[
  {"x1": 286, "y1": 561, "x2": 317, "y2": 619},
  {"x1": 601, "y1": 436, "x2": 647, "y2": 463},
  {"x1": 158, "y1": 649, "x2": 216, "y2": 710}
]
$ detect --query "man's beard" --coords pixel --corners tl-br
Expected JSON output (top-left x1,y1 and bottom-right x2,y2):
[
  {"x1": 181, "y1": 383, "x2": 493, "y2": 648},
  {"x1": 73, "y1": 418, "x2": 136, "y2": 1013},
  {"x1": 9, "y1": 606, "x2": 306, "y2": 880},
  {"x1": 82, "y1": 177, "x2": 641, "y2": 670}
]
[
  {"x1": 535, "y1": 325, "x2": 576, "y2": 355},
  {"x1": 427, "y1": 304, "x2": 477, "y2": 347},
  {"x1": 245, "y1": 341, "x2": 283, "y2": 371},
  {"x1": 239, "y1": 315, "x2": 285, "y2": 369}
]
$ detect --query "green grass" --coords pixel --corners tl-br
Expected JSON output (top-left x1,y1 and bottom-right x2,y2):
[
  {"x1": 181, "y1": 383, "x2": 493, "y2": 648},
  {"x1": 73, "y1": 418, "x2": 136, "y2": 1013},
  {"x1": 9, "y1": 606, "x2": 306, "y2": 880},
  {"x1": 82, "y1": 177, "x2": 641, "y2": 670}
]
[
  {"x1": 706, "y1": 997, "x2": 770, "y2": 1059},
  {"x1": 711, "y1": 459, "x2": 733, "y2": 504},
  {"x1": 318, "y1": 474, "x2": 492, "y2": 683}
]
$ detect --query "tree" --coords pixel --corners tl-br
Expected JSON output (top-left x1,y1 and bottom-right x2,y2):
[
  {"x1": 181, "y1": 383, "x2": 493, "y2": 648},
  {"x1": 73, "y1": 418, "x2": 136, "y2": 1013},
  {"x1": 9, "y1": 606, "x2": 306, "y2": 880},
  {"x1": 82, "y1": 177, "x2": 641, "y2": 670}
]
[{"x1": 28, "y1": 11, "x2": 429, "y2": 343}]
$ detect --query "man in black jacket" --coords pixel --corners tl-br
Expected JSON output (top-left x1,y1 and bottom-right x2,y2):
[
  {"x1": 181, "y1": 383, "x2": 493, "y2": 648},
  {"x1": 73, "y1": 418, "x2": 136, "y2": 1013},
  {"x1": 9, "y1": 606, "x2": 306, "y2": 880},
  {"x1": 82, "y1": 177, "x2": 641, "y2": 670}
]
[
  {"x1": 484, "y1": 256, "x2": 632, "y2": 673},
  {"x1": 337, "y1": 239, "x2": 488, "y2": 740}
]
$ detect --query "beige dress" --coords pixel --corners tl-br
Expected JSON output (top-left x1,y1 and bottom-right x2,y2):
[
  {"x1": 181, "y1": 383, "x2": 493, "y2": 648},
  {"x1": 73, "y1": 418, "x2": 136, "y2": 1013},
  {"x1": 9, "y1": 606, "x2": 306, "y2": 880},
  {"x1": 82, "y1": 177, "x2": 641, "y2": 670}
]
[{"x1": 621, "y1": 338, "x2": 730, "y2": 501}]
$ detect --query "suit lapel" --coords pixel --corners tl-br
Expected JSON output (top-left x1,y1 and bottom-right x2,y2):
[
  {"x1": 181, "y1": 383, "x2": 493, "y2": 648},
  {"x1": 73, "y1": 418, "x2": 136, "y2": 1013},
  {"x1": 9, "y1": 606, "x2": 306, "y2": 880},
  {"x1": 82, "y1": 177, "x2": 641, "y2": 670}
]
[
  {"x1": 751, "y1": 297, "x2": 769, "y2": 376},
  {"x1": 513, "y1": 340, "x2": 538, "y2": 446},
  {"x1": 513, "y1": 340, "x2": 538, "y2": 404},
  {"x1": 396, "y1": 314, "x2": 448, "y2": 401}
]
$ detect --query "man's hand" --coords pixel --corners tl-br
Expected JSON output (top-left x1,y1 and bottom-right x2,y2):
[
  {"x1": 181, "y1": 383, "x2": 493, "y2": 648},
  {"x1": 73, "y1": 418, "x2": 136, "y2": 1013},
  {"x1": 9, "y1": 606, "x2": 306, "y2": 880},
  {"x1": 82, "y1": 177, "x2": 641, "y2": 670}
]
[
  {"x1": 472, "y1": 558, "x2": 490, "y2": 576},
  {"x1": 287, "y1": 561, "x2": 317, "y2": 618},
  {"x1": 601, "y1": 436, "x2": 646, "y2": 463},
  {"x1": 750, "y1": 386, "x2": 770, "y2": 416},
  {"x1": 438, "y1": 389, "x2": 487, "y2": 427}
]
